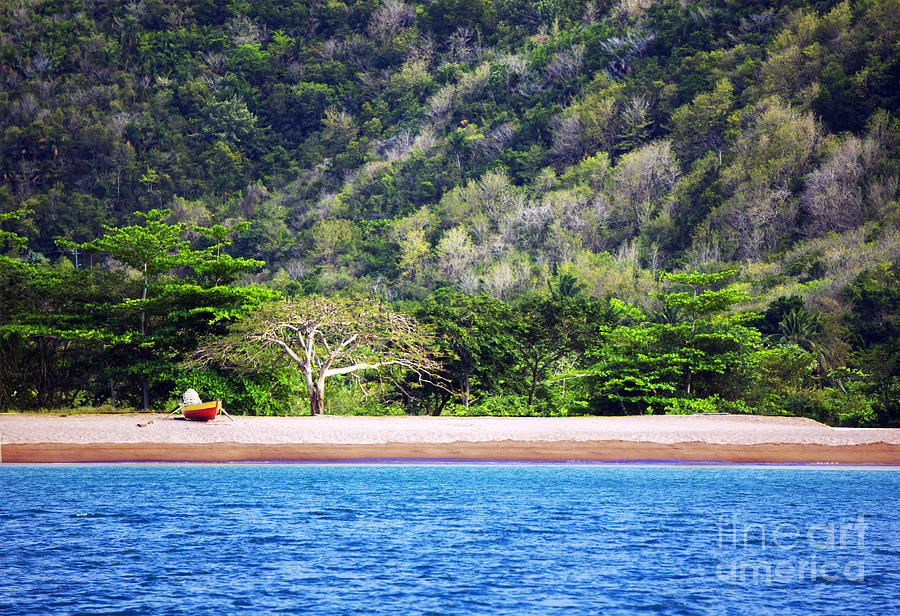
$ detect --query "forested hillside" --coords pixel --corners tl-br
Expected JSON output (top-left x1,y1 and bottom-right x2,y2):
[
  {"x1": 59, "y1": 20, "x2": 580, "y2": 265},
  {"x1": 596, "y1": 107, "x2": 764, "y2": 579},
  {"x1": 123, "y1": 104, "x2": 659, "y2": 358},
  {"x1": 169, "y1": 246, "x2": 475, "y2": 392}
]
[{"x1": 1, "y1": 0, "x2": 898, "y2": 423}]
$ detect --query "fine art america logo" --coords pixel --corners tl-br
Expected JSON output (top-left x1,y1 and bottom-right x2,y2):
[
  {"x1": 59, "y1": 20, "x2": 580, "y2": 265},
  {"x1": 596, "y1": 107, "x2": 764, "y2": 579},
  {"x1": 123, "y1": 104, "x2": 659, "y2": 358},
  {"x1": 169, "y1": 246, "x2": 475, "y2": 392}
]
[{"x1": 714, "y1": 514, "x2": 867, "y2": 584}]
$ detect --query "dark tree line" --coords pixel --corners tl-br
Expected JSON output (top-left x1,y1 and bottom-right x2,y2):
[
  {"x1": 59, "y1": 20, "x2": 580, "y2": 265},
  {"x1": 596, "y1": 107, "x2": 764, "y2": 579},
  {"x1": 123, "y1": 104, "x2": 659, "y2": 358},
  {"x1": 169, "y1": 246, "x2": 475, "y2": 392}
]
[{"x1": 3, "y1": 210, "x2": 896, "y2": 426}]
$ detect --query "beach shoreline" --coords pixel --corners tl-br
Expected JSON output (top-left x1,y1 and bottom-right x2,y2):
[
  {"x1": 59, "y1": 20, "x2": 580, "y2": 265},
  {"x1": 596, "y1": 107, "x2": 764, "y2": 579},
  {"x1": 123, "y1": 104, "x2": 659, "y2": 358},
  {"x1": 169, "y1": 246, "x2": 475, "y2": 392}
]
[
  {"x1": 4, "y1": 440, "x2": 900, "y2": 465},
  {"x1": 2, "y1": 414, "x2": 899, "y2": 464}
]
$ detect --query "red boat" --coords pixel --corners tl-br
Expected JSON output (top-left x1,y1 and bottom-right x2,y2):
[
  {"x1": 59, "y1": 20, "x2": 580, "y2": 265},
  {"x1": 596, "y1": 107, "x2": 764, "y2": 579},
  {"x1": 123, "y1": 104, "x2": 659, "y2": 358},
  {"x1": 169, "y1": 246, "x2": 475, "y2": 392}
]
[{"x1": 181, "y1": 400, "x2": 222, "y2": 421}]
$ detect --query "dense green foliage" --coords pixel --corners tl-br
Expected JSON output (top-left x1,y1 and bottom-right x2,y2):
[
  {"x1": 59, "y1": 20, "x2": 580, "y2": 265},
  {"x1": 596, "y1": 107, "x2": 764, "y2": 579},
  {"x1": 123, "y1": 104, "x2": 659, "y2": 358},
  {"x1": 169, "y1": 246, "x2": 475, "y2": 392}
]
[
  {"x1": 1, "y1": 208, "x2": 277, "y2": 411},
  {"x1": 1, "y1": 0, "x2": 898, "y2": 422}
]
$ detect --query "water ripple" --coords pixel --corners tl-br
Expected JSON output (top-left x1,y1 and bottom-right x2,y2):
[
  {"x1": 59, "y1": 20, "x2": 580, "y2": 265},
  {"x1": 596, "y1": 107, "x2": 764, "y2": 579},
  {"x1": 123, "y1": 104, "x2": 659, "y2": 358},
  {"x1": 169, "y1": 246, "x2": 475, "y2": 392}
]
[{"x1": 0, "y1": 464, "x2": 897, "y2": 615}]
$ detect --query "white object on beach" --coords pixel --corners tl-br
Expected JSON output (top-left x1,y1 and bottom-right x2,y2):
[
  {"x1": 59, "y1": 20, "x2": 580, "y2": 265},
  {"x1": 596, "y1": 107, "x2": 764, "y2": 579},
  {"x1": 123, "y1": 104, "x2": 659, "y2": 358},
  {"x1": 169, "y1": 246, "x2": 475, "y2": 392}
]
[{"x1": 182, "y1": 389, "x2": 202, "y2": 406}]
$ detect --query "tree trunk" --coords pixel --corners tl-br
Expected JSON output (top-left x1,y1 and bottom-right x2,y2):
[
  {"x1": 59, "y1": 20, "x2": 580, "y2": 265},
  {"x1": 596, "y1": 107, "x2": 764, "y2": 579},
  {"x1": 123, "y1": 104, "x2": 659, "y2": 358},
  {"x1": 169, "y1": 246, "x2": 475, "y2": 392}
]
[
  {"x1": 309, "y1": 375, "x2": 327, "y2": 415},
  {"x1": 142, "y1": 375, "x2": 149, "y2": 411},
  {"x1": 461, "y1": 372, "x2": 470, "y2": 408},
  {"x1": 109, "y1": 378, "x2": 117, "y2": 408},
  {"x1": 141, "y1": 264, "x2": 147, "y2": 337},
  {"x1": 140, "y1": 265, "x2": 149, "y2": 411},
  {"x1": 527, "y1": 358, "x2": 541, "y2": 407},
  {"x1": 37, "y1": 338, "x2": 50, "y2": 408},
  {"x1": 309, "y1": 387, "x2": 325, "y2": 415},
  {"x1": 308, "y1": 389, "x2": 322, "y2": 415},
  {"x1": 303, "y1": 363, "x2": 319, "y2": 415},
  {"x1": 431, "y1": 394, "x2": 450, "y2": 417}
]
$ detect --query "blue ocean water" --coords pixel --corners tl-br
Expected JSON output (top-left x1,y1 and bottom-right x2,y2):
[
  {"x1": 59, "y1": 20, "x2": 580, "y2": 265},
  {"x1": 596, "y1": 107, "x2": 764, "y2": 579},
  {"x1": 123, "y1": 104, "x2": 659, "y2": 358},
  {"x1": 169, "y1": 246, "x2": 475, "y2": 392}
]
[{"x1": 0, "y1": 464, "x2": 898, "y2": 616}]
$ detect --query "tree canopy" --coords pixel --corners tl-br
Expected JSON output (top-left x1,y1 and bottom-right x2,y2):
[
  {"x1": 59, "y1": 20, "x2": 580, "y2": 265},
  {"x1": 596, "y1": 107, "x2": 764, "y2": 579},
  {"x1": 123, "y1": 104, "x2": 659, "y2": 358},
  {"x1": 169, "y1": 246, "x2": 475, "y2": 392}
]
[
  {"x1": 1, "y1": 0, "x2": 898, "y2": 424},
  {"x1": 197, "y1": 295, "x2": 444, "y2": 415}
]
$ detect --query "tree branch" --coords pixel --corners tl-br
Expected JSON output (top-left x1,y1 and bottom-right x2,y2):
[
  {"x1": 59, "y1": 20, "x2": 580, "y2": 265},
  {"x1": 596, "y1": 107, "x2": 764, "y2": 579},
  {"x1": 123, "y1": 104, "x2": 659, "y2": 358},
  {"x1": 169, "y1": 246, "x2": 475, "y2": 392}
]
[{"x1": 272, "y1": 338, "x2": 307, "y2": 368}]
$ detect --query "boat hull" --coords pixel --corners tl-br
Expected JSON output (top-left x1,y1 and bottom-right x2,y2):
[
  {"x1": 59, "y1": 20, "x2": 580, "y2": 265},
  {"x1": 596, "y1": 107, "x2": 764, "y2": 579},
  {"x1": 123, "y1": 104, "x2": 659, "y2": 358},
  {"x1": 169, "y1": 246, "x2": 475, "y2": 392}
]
[{"x1": 181, "y1": 400, "x2": 221, "y2": 421}]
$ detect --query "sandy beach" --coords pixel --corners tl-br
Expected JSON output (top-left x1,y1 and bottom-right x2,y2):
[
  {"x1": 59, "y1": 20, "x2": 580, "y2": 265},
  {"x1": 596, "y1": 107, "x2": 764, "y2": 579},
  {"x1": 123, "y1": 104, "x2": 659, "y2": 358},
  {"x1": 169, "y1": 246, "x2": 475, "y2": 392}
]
[{"x1": 1, "y1": 413, "x2": 899, "y2": 464}]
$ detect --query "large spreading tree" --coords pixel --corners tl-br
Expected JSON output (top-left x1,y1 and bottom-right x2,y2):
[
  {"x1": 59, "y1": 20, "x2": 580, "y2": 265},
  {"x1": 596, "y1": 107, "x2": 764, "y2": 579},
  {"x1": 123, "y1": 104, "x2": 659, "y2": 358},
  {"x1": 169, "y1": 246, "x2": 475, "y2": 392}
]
[{"x1": 199, "y1": 295, "x2": 444, "y2": 415}]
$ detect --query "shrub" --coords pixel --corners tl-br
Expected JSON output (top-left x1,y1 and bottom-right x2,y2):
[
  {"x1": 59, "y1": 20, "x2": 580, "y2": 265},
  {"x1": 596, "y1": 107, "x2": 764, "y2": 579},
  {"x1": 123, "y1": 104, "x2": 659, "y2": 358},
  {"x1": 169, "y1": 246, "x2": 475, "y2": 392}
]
[
  {"x1": 664, "y1": 395, "x2": 755, "y2": 415},
  {"x1": 174, "y1": 368, "x2": 302, "y2": 416}
]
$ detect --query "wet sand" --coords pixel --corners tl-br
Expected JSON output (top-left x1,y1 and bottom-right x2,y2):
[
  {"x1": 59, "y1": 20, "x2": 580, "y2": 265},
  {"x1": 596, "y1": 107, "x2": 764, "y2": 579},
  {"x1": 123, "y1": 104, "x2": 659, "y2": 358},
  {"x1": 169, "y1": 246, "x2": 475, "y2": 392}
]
[{"x1": 2, "y1": 414, "x2": 899, "y2": 464}]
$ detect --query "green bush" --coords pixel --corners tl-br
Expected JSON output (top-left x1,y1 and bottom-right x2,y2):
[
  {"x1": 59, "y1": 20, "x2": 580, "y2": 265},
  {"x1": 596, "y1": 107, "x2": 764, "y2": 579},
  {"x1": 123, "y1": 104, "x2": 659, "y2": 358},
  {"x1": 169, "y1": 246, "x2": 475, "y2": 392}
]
[
  {"x1": 174, "y1": 368, "x2": 302, "y2": 416},
  {"x1": 318, "y1": 380, "x2": 408, "y2": 416},
  {"x1": 445, "y1": 395, "x2": 552, "y2": 416},
  {"x1": 780, "y1": 385, "x2": 877, "y2": 427},
  {"x1": 664, "y1": 395, "x2": 756, "y2": 415},
  {"x1": 664, "y1": 396, "x2": 723, "y2": 415}
]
